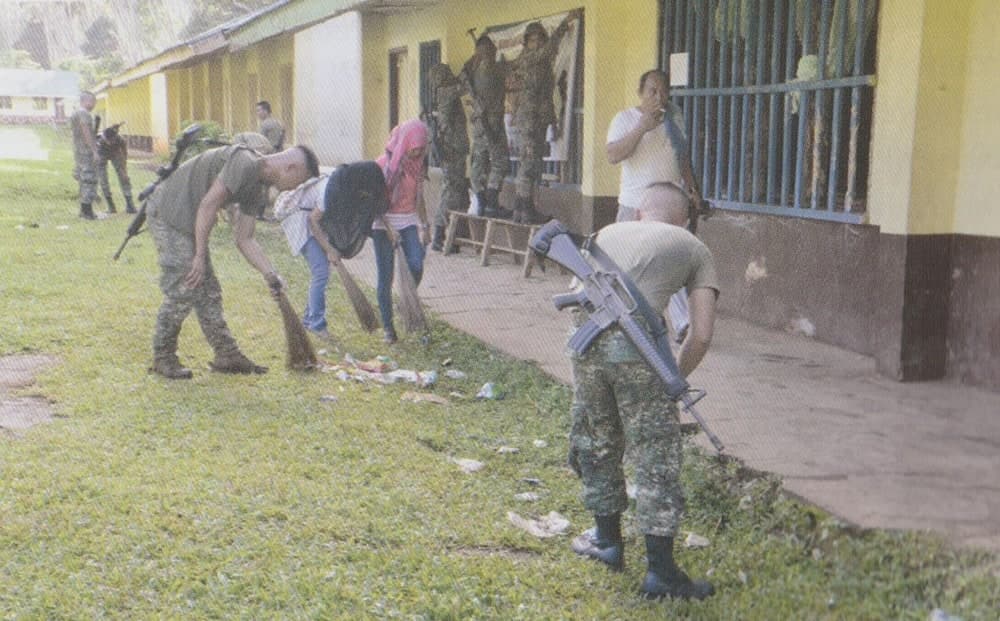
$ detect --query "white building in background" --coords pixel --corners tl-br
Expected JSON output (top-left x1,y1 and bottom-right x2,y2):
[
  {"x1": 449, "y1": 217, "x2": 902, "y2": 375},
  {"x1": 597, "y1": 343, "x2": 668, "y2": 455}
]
[{"x1": 0, "y1": 68, "x2": 80, "y2": 124}]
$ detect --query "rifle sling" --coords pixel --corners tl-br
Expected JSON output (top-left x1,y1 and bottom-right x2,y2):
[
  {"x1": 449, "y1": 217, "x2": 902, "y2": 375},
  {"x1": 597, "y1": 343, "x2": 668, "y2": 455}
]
[{"x1": 585, "y1": 240, "x2": 674, "y2": 360}]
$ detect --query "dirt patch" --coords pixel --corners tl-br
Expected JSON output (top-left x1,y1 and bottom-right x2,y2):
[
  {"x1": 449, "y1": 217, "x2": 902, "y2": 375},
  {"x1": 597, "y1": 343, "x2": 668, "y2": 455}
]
[{"x1": 0, "y1": 354, "x2": 59, "y2": 436}]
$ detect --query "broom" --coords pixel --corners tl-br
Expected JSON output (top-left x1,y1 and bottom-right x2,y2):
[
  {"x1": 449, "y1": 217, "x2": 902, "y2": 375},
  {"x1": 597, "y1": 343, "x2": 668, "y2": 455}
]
[
  {"x1": 275, "y1": 289, "x2": 318, "y2": 370},
  {"x1": 394, "y1": 242, "x2": 427, "y2": 333},
  {"x1": 332, "y1": 258, "x2": 379, "y2": 332}
]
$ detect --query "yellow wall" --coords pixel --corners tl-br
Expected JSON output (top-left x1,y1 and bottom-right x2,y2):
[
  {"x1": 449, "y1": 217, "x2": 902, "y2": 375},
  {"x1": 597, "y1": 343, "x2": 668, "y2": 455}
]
[
  {"x1": 362, "y1": 12, "x2": 388, "y2": 159},
  {"x1": 1, "y1": 96, "x2": 55, "y2": 117},
  {"x1": 367, "y1": 0, "x2": 659, "y2": 196},
  {"x1": 102, "y1": 76, "x2": 154, "y2": 135},
  {"x1": 868, "y1": 0, "x2": 999, "y2": 238},
  {"x1": 953, "y1": 0, "x2": 1000, "y2": 236}
]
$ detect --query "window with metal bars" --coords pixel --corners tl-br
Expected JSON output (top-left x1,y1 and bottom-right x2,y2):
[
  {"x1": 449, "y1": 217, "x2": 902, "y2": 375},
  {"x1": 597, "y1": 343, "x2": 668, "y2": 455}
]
[{"x1": 661, "y1": 0, "x2": 878, "y2": 223}]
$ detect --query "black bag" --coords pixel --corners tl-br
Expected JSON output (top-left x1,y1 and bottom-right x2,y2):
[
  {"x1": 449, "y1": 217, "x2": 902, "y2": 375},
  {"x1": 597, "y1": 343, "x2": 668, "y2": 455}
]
[{"x1": 319, "y1": 161, "x2": 388, "y2": 259}]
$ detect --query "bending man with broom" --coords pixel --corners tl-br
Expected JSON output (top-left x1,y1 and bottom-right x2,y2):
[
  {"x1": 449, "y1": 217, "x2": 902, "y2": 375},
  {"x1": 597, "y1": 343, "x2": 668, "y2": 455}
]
[
  {"x1": 371, "y1": 119, "x2": 431, "y2": 344},
  {"x1": 146, "y1": 142, "x2": 320, "y2": 379}
]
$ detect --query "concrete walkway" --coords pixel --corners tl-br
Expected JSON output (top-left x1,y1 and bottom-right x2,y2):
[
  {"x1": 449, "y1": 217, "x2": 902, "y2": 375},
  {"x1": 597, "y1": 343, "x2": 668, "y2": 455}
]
[{"x1": 347, "y1": 242, "x2": 1000, "y2": 552}]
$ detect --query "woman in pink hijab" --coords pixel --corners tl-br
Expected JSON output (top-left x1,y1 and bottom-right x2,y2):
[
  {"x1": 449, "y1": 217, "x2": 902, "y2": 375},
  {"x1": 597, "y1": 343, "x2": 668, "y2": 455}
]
[{"x1": 372, "y1": 119, "x2": 431, "y2": 343}]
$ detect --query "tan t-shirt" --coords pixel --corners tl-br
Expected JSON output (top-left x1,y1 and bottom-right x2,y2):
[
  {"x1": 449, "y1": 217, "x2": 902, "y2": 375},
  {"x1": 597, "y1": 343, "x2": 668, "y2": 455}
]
[
  {"x1": 147, "y1": 146, "x2": 265, "y2": 235},
  {"x1": 592, "y1": 221, "x2": 719, "y2": 311}
]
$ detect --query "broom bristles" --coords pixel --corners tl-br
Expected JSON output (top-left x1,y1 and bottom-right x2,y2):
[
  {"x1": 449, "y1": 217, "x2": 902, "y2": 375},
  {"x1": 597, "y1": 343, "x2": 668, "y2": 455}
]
[
  {"x1": 276, "y1": 290, "x2": 317, "y2": 370},
  {"x1": 394, "y1": 246, "x2": 427, "y2": 333},
  {"x1": 333, "y1": 260, "x2": 379, "y2": 332}
]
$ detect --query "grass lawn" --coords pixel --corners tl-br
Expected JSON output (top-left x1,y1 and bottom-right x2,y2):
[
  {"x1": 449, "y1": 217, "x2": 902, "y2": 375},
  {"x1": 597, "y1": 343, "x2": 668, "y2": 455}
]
[{"x1": 1, "y1": 126, "x2": 997, "y2": 619}]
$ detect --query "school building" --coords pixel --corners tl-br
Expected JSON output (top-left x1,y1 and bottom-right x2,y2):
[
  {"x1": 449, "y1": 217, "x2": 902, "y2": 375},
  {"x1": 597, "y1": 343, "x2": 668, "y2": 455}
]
[
  {"x1": 0, "y1": 68, "x2": 79, "y2": 124},
  {"x1": 98, "y1": 0, "x2": 999, "y2": 392}
]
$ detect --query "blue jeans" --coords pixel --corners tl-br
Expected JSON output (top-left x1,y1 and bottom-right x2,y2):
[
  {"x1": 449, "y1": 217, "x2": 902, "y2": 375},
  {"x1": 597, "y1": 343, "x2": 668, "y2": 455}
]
[
  {"x1": 372, "y1": 226, "x2": 424, "y2": 334},
  {"x1": 301, "y1": 236, "x2": 330, "y2": 332}
]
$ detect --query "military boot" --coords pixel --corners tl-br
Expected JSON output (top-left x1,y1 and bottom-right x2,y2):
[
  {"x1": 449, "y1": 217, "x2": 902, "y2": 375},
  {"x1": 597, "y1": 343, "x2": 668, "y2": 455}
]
[
  {"x1": 485, "y1": 188, "x2": 513, "y2": 219},
  {"x1": 431, "y1": 226, "x2": 445, "y2": 252},
  {"x1": 150, "y1": 354, "x2": 193, "y2": 380},
  {"x1": 478, "y1": 191, "x2": 495, "y2": 218},
  {"x1": 105, "y1": 195, "x2": 117, "y2": 214},
  {"x1": 571, "y1": 513, "x2": 624, "y2": 571},
  {"x1": 209, "y1": 350, "x2": 268, "y2": 375},
  {"x1": 125, "y1": 195, "x2": 137, "y2": 214},
  {"x1": 79, "y1": 203, "x2": 96, "y2": 220},
  {"x1": 640, "y1": 535, "x2": 715, "y2": 601}
]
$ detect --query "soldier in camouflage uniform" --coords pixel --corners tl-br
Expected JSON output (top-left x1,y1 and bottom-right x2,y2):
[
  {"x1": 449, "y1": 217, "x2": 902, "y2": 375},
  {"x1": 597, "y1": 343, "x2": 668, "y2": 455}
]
[
  {"x1": 509, "y1": 10, "x2": 580, "y2": 224},
  {"x1": 146, "y1": 143, "x2": 319, "y2": 379},
  {"x1": 427, "y1": 63, "x2": 469, "y2": 251},
  {"x1": 96, "y1": 122, "x2": 136, "y2": 214},
  {"x1": 460, "y1": 34, "x2": 509, "y2": 218},
  {"x1": 567, "y1": 184, "x2": 719, "y2": 601},
  {"x1": 70, "y1": 91, "x2": 99, "y2": 220}
]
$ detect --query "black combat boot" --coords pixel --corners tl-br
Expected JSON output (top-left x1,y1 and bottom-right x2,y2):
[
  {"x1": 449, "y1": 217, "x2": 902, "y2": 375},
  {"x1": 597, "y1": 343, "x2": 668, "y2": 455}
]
[
  {"x1": 79, "y1": 203, "x2": 96, "y2": 220},
  {"x1": 640, "y1": 535, "x2": 715, "y2": 601},
  {"x1": 571, "y1": 513, "x2": 624, "y2": 571},
  {"x1": 209, "y1": 350, "x2": 268, "y2": 374},
  {"x1": 478, "y1": 191, "x2": 496, "y2": 218},
  {"x1": 150, "y1": 354, "x2": 193, "y2": 380},
  {"x1": 125, "y1": 195, "x2": 137, "y2": 214},
  {"x1": 485, "y1": 188, "x2": 512, "y2": 219},
  {"x1": 105, "y1": 195, "x2": 117, "y2": 214},
  {"x1": 431, "y1": 225, "x2": 445, "y2": 252}
]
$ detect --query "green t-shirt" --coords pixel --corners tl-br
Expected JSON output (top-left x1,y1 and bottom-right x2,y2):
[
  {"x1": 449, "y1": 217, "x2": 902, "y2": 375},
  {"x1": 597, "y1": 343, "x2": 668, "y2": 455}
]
[
  {"x1": 592, "y1": 221, "x2": 719, "y2": 311},
  {"x1": 147, "y1": 146, "x2": 265, "y2": 235},
  {"x1": 258, "y1": 117, "x2": 285, "y2": 150},
  {"x1": 70, "y1": 108, "x2": 94, "y2": 154}
]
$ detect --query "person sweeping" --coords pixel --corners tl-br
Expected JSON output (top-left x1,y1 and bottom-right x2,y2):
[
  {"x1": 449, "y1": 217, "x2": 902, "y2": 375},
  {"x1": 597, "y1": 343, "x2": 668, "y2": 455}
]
[
  {"x1": 371, "y1": 119, "x2": 431, "y2": 344},
  {"x1": 145, "y1": 142, "x2": 320, "y2": 379}
]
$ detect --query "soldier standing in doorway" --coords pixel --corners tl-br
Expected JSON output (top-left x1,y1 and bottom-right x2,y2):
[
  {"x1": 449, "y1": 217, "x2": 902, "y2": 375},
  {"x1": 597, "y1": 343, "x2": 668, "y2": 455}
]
[
  {"x1": 460, "y1": 34, "x2": 509, "y2": 219},
  {"x1": 96, "y1": 122, "x2": 137, "y2": 214},
  {"x1": 427, "y1": 63, "x2": 470, "y2": 251},
  {"x1": 509, "y1": 9, "x2": 581, "y2": 224},
  {"x1": 70, "y1": 91, "x2": 99, "y2": 220}
]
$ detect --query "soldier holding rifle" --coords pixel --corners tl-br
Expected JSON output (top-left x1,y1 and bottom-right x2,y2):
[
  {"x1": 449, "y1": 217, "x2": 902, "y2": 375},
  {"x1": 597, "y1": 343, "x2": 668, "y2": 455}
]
[{"x1": 561, "y1": 183, "x2": 719, "y2": 601}]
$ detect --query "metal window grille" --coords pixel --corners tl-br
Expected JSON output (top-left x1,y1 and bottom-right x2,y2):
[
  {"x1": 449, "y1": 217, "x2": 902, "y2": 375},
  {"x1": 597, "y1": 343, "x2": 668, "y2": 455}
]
[
  {"x1": 661, "y1": 0, "x2": 878, "y2": 223},
  {"x1": 419, "y1": 40, "x2": 442, "y2": 166}
]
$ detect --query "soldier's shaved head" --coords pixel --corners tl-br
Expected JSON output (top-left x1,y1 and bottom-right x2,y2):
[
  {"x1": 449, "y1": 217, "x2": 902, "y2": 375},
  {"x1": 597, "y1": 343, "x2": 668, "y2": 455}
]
[
  {"x1": 263, "y1": 144, "x2": 320, "y2": 191},
  {"x1": 638, "y1": 183, "x2": 689, "y2": 226}
]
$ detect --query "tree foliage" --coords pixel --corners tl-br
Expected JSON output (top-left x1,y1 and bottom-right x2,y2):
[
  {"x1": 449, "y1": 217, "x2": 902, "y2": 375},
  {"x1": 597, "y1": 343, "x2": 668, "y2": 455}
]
[
  {"x1": 179, "y1": 0, "x2": 277, "y2": 40},
  {"x1": 0, "y1": 49, "x2": 42, "y2": 70}
]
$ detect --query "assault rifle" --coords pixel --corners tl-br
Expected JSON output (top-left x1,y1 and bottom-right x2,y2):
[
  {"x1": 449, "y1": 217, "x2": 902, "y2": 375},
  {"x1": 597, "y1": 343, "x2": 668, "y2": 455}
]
[
  {"x1": 529, "y1": 220, "x2": 724, "y2": 453},
  {"x1": 421, "y1": 107, "x2": 442, "y2": 168},
  {"x1": 113, "y1": 123, "x2": 202, "y2": 260}
]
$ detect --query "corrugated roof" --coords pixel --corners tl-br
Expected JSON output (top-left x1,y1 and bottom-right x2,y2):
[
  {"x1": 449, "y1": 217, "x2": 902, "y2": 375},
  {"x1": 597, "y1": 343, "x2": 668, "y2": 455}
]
[
  {"x1": 108, "y1": 0, "x2": 441, "y2": 86},
  {"x1": 0, "y1": 69, "x2": 80, "y2": 98}
]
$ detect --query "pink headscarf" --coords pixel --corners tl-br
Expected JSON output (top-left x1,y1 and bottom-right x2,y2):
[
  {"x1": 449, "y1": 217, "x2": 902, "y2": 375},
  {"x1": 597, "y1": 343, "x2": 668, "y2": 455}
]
[{"x1": 376, "y1": 119, "x2": 428, "y2": 206}]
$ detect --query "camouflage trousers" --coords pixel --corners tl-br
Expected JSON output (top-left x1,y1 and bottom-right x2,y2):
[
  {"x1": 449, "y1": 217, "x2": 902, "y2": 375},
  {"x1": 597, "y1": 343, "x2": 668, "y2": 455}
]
[
  {"x1": 74, "y1": 150, "x2": 98, "y2": 204},
  {"x1": 470, "y1": 122, "x2": 509, "y2": 193},
  {"x1": 569, "y1": 321, "x2": 685, "y2": 537},
  {"x1": 98, "y1": 153, "x2": 132, "y2": 199},
  {"x1": 513, "y1": 125, "x2": 548, "y2": 200},
  {"x1": 148, "y1": 216, "x2": 241, "y2": 361},
  {"x1": 434, "y1": 153, "x2": 469, "y2": 228}
]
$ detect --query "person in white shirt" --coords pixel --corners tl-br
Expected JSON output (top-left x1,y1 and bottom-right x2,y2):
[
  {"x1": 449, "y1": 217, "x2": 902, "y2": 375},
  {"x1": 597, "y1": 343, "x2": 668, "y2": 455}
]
[
  {"x1": 606, "y1": 70, "x2": 704, "y2": 342},
  {"x1": 606, "y1": 69, "x2": 701, "y2": 223}
]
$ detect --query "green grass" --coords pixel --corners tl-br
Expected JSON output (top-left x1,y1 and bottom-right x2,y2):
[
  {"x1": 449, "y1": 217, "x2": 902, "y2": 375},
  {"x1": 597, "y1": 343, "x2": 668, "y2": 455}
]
[{"x1": 1, "y1": 127, "x2": 997, "y2": 619}]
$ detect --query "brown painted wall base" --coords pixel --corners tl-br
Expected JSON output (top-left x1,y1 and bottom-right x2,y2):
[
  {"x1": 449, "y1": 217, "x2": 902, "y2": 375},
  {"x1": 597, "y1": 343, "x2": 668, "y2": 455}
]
[
  {"x1": 699, "y1": 211, "x2": 1000, "y2": 392},
  {"x1": 429, "y1": 171, "x2": 1000, "y2": 392}
]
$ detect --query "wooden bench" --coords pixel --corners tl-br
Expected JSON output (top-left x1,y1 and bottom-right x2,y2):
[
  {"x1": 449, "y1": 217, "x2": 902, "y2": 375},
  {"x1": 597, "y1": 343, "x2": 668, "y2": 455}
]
[{"x1": 443, "y1": 212, "x2": 544, "y2": 278}]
